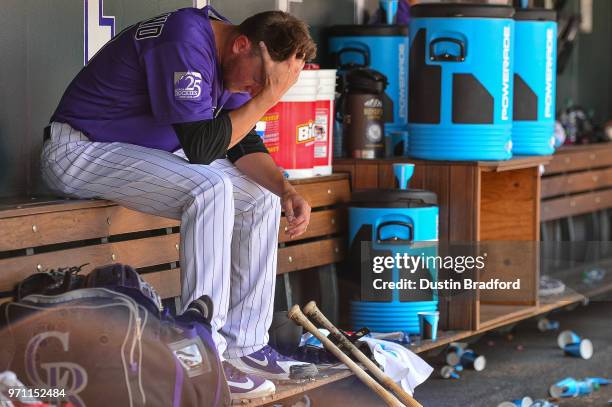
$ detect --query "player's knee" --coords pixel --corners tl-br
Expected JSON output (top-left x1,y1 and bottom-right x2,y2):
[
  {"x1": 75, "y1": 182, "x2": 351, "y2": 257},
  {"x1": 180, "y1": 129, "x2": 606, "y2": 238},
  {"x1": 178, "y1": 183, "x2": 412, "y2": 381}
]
[
  {"x1": 191, "y1": 172, "x2": 233, "y2": 202},
  {"x1": 260, "y1": 188, "x2": 280, "y2": 213}
]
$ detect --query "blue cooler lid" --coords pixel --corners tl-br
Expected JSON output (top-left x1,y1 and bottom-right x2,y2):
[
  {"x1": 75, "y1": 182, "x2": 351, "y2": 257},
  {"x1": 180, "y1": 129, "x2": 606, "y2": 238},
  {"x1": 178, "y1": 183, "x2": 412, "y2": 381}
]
[
  {"x1": 410, "y1": 3, "x2": 514, "y2": 19},
  {"x1": 328, "y1": 25, "x2": 409, "y2": 37},
  {"x1": 514, "y1": 9, "x2": 557, "y2": 21},
  {"x1": 351, "y1": 189, "x2": 437, "y2": 208}
]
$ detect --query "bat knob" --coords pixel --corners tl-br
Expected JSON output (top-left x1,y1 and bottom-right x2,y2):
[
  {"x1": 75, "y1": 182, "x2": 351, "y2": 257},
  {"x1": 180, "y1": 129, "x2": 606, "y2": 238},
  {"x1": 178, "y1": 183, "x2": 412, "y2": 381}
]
[
  {"x1": 303, "y1": 301, "x2": 318, "y2": 315},
  {"x1": 288, "y1": 304, "x2": 302, "y2": 320}
]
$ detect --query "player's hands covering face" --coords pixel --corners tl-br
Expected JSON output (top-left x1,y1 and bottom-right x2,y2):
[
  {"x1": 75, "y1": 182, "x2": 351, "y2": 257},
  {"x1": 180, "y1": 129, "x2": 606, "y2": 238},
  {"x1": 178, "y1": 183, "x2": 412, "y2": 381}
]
[
  {"x1": 259, "y1": 41, "x2": 305, "y2": 105},
  {"x1": 281, "y1": 190, "x2": 311, "y2": 239}
]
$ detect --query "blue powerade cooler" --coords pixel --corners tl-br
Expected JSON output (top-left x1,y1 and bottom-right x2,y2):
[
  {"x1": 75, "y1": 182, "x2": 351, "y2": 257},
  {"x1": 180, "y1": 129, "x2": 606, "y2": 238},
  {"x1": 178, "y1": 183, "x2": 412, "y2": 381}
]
[
  {"x1": 512, "y1": 9, "x2": 558, "y2": 155},
  {"x1": 348, "y1": 185, "x2": 438, "y2": 333},
  {"x1": 408, "y1": 4, "x2": 515, "y2": 160},
  {"x1": 329, "y1": 25, "x2": 409, "y2": 156}
]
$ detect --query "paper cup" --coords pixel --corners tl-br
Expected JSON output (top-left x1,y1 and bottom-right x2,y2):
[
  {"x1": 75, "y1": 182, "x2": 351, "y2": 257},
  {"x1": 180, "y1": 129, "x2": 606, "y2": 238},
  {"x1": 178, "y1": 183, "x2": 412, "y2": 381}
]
[
  {"x1": 537, "y1": 318, "x2": 559, "y2": 332},
  {"x1": 563, "y1": 339, "x2": 593, "y2": 359},
  {"x1": 557, "y1": 330, "x2": 581, "y2": 349},
  {"x1": 379, "y1": 0, "x2": 399, "y2": 24},
  {"x1": 460, "y1": 350, "x2": 487, "y2": 371},
  {"x1": 530, "y1": 400, "x2": 558, "y2": 407},
  {"x1": 497, "y1": 397, "x2": 533, "y2": 407},
  {"x1": 586, "y1": 377, "x2": 612, "y2": 386},
  {"x1": 549, "y1": 377, "x2": 595, "y2": 398},
  {"x1": 392, "y1": 163, "x2": 414, "y2": 190},
  {"x1": 440, "y1": 365, "x2": 459, "y2": 379},
  {"x1": 513, "y1": 397, "x2": 534, "y2": 407},
  {"x1": 418, "y1": 311, "x2": 439, "y2": 341},
  {"x1": 445, "y1": 343, "x2": 466, "y2": 366}
]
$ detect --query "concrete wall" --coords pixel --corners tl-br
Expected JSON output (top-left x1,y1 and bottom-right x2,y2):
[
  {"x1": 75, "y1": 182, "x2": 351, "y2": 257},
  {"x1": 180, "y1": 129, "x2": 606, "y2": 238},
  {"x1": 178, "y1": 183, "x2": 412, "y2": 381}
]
[
  {"x1": 0, "y1": 0, "x2": 192, "y2": 198},
  {"x1": 0, "y1": 0, "x2": 355, "y2": 198}
]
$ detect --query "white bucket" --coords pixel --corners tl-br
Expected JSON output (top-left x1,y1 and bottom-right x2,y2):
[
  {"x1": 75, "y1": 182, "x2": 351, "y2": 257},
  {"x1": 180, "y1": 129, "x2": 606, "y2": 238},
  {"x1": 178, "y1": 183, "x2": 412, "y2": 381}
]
[
  {"x1": 313, "y1": 69, "x2": 337, "y2": 176},
  {"x1": 282, "y1": 85, "x2": 318, "y2": 102},
  {"x1": 270, "y1": 76, "x2": 318, "y2": 179}
]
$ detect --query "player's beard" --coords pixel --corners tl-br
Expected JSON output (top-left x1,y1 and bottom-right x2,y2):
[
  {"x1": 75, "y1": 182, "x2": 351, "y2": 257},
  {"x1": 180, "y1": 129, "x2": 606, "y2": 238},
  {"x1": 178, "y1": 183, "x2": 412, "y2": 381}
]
[
  {"x1": 220, "y1": 55, "x2": 238, "y2": 93},
  {"x1": 221, "y1": 51, "x2": 262, "y2": 95}
]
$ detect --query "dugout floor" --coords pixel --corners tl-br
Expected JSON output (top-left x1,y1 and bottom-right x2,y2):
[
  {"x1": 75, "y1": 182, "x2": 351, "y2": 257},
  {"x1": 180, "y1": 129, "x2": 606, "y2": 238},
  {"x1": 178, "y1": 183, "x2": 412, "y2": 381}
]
[{"x1": 304, "y1": 298, "x2": 612, "y2": 407}]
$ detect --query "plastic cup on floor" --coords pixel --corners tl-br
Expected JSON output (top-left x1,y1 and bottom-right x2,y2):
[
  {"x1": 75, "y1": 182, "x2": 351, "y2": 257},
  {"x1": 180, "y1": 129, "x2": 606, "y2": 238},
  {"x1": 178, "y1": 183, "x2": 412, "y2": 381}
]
[
  {"x1": 460, "y1": 350, "x2": 487, "y2": 371},
  {"x1": 563, "y1": 338, "x2": 593, "y2": 359},
  {"x1": 557, "y1": 330, "x2": 581, "y2": 349}
]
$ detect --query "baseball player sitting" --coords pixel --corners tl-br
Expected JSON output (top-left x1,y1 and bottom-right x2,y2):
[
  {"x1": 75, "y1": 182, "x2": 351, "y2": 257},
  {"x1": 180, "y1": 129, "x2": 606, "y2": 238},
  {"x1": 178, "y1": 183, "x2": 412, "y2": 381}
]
[{"x1": 41, "y1": 6, "x2": 317, "y2": 400}]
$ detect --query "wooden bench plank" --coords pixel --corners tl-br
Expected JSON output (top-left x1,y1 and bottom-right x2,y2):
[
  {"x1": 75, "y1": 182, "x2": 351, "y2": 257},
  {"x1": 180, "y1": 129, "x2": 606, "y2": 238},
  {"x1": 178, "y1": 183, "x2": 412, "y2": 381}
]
[
  {"x1": 0, "y1": 234, "x2": 348, "y2": 292},
  {"x1": 0, "y1": 175, "x2": 350, "y2": 219},
  {"x1": 0, "y1": 206, "x2": 179, "y2": 252},
  {"x1": 0, "y1": 176, "x2": 351, "y2": 301},
  {"x1": 141, "y1": 269, "x2": 181, "y2": 299},
  {"x1": 544, "y1": 146, "x2": 612, "y2": 175},
  {"x1": 286, "y1": 173, "x2": 349, "y2": 185},
  {"x1": 0, "y1": 234, "x2": 180, "y2": 292},
  {"x1": 0, "y1": 178, "x2": 350, "y2": 252},
  {"x1": 541, "y1": 167, "x2": 612, "y2": 198},
  {"x1": 278, "y1": 209, "x2": 346, "y2": 243},
  {"x1": 1, "y1": 205, "x2": 348, "y2": 252},
  {"x1": 541, "y1": 189, "x2": 612, "y2": 221},
  {"x1": 293, "y1": 179, "x2": 350, "y2": 209},
  {"x1": 0, "y1": 198, "x2": 112, "y2": 219},
  {"x1": 277, "y1": 238, "x2": 345, "y2": 274}
]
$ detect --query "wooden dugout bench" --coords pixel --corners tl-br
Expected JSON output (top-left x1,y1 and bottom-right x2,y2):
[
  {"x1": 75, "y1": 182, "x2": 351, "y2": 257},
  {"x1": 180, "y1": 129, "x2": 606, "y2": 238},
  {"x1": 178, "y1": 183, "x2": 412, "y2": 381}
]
[
  {"x1": 0, "y1": 174, "x2": 350, "y2": 304},
  {"x1": 540, "y1": 142, "x2": 612, "y2": 297},
  {"x1": 0, "y1": 174, "x2": 351, "y2": 405}
]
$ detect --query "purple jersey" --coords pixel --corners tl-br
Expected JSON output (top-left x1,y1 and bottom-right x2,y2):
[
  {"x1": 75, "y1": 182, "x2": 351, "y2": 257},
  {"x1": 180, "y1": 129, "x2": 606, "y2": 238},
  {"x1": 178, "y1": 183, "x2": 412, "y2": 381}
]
[
  {"x1": 396, "y1": 0, "x2": 410, "y2": 25},
  {"x1": 51, "y1": 6, "x2": 248, "y2": 152}
]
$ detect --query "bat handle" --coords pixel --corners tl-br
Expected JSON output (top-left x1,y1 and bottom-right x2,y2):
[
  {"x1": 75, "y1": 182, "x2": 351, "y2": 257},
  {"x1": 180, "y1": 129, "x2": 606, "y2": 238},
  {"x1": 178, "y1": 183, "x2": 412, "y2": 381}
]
[
  {"x1": 303, "y1": 301, "x2": 423, "y2": 407},
  {"x1": 288, "y1": 305, "x2": 405, "y2": 407}
]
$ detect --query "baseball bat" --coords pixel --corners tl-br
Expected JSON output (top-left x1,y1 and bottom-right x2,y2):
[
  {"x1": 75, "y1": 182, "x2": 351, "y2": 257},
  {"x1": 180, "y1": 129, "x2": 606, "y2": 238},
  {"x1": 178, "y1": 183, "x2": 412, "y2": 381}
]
[
  {"x1": 287, "y1": 305, "x2": 404, "y2": 407},
  {"x1": 303, "y1": 301, "x2": 423, "y2": 407}
]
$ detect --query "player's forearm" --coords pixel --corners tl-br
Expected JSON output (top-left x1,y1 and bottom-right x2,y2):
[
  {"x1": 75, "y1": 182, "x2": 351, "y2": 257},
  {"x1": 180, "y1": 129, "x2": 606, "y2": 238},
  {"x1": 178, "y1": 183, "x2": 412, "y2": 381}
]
[
  {"x1": 227, "y1": 92, "x2": 276, "y2": 148},
  {"x1": 233, "y1": 152, "x2": 294, "y2": 197}
]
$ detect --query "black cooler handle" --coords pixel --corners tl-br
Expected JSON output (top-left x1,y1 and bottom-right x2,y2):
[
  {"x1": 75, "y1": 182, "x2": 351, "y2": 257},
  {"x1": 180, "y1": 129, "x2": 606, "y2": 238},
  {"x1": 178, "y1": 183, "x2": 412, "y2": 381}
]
[
  {"x1": 376, "y1": 221, "x2": 414, "y2": 244},
  {"x1": 335, "y1": 47, "x2": 370, "y2": 69},
  {"x1": 429, "y1": 37, "x2": 466, "y2": 62}
]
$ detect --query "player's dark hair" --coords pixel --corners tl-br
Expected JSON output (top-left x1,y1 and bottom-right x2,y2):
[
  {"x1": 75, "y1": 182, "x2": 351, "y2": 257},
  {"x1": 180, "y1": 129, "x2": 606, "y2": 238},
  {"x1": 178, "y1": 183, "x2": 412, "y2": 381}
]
[{"x1": 238, "y1": 11, "x2": 317, "y2": 62}]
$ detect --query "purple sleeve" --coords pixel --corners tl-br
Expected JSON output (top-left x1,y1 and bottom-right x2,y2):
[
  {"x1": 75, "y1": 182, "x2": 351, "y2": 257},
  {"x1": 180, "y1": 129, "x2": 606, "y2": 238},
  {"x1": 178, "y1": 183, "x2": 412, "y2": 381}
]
[
  {"x1": 396, "y1": 0, "x2": 410, "y2": 25},
  {"x1": 143, "y1": 41, "x2": 215, "y2": 124}
]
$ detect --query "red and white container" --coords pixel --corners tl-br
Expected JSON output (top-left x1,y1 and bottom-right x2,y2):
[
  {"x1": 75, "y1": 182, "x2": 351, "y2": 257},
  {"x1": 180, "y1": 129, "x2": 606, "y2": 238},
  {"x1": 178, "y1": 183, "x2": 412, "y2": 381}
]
[
  {"x1": 258, "y1": 67, "x2": 337, "y2": 179},
  {"x1": 259, "y1": 72, "x2": 317, "y2": 179},
  {"x1": 314, "y1": 69, "x2": 337, "y2": 176}
]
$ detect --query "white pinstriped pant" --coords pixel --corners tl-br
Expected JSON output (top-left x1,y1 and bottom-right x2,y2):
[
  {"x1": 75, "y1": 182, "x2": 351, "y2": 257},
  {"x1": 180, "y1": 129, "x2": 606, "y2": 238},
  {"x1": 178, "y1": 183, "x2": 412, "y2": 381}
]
[{"x1": 41, "y1": 122, "x2": 280, "y2": 358}]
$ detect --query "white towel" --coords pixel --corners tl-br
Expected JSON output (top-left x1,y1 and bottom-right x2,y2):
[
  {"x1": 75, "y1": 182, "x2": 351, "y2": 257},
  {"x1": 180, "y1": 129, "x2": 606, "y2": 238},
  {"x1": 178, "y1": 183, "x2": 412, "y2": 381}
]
[{"x1": 359, "y1": 337, "x2": 433, "y2": 396}]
